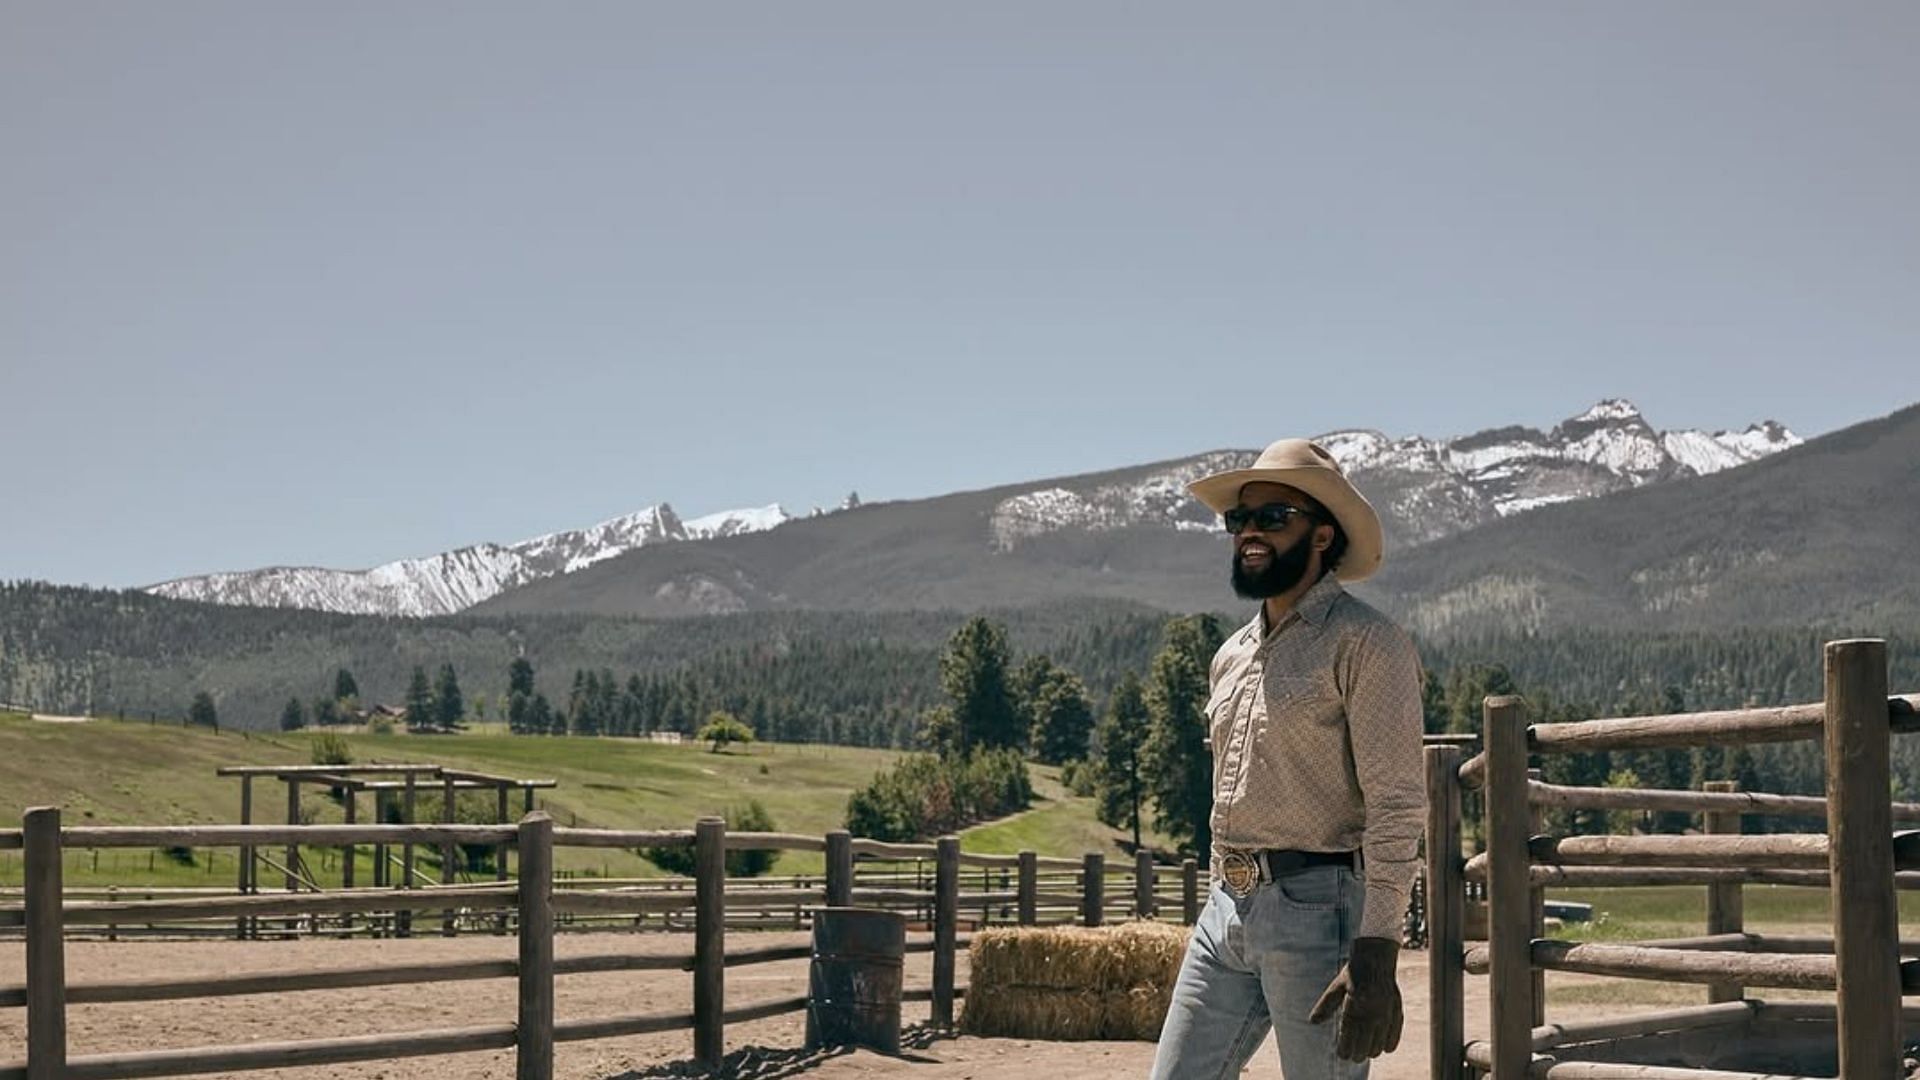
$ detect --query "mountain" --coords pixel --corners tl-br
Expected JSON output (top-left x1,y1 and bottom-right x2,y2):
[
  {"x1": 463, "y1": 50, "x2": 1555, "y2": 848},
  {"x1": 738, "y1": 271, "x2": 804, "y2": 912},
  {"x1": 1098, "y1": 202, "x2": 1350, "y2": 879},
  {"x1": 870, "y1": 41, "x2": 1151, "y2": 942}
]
[
  {"x1": 147, "y1": 502, "x2": 792, "y2": 617},
  {"x1": 1317, "y1": 398, "x2": 1799, "y2": 545},
  {"x1": 146, "y1": 399, "x2": 1795, "y2": 619},
  {"x1": 473, "y1": 400, "x2": 1803, "y2": 620},
  {"x1": 1365, "y1": 402, "x2": 1920, "y2": 638}
]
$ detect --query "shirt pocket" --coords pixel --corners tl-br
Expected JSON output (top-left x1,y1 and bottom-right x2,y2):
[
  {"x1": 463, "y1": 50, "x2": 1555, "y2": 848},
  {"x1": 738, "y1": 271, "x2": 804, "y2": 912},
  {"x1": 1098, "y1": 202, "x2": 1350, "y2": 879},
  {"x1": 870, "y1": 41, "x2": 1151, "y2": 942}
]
[{"x1": 1261, "y1": 673, "x2": 1331, "y2": 716}]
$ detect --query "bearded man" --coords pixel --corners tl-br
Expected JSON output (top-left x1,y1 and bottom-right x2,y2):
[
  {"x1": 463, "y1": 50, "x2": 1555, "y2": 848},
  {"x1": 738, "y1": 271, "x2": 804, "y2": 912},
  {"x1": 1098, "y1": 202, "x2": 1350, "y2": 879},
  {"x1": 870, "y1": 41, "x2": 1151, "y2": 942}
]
[{"x1": 1150, "y1": 438, "x2": 1424, "y2": 1080}]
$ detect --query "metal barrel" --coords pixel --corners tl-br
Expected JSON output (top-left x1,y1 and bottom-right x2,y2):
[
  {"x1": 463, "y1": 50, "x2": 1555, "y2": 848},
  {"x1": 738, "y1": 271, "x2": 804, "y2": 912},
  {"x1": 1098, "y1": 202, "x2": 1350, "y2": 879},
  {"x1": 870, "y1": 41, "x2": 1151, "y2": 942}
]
[{"x1": 806, "y1": 907, "x2": 906, "y2": 1054}]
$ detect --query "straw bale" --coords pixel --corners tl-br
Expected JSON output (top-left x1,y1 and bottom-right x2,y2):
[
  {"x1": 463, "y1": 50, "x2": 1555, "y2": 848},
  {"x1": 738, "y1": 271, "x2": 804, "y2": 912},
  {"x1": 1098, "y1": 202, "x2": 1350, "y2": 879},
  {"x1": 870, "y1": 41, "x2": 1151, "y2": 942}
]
[
  {"x1": 968, "y1": 921, "x2": 1188, "y2": 989},
  {"x1": 960, "y1": 921, "x2": 1189, "y2": 1040}
]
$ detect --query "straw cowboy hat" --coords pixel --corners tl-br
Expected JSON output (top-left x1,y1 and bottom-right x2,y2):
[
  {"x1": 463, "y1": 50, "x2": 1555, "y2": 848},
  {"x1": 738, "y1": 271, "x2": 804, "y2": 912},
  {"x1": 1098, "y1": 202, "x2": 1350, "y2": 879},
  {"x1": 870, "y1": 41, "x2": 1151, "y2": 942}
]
[{"x1": 1188, "y1": 439, "x2": 1386, "y2": 583}]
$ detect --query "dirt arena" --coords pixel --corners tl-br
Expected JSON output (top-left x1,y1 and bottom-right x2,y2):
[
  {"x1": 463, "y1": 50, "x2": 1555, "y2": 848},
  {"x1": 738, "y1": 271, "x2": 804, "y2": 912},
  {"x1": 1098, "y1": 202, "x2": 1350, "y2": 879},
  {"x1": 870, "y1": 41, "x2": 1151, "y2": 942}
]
[{"x1": 4, "y1": 931, "x2": 1621, "y2": 1079}]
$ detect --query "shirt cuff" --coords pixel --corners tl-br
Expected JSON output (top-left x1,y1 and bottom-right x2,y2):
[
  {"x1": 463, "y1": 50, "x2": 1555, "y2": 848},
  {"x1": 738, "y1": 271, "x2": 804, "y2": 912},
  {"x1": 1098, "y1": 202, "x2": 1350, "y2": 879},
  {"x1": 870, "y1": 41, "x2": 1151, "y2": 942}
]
[{"x1": 1357, "y1": 869, "x2": 1411, "y2": 941}]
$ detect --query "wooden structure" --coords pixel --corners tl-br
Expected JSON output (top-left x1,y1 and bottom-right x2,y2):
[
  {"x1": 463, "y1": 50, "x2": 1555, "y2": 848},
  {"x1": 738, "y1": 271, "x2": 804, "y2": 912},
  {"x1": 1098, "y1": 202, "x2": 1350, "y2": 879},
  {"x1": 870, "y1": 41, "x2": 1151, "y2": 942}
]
[
  {"x1": 1, "y1": 813, "x2": 1207, "y2": 1078},
  {"x1": 217, "y1": 764, "x2": 557, "y2": 938},
  {"x1": 1426, "y1": 639, "x2": 1920, "y2": 1078}
]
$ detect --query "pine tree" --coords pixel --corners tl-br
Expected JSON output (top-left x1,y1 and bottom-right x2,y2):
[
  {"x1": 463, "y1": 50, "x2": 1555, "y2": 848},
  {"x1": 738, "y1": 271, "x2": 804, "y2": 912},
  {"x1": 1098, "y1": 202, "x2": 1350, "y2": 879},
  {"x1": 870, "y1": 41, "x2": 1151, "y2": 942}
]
[
  {"x1": 527, "y1": 692, "x2": 555, "y2": 735},
  {"x1": 1142, "y1": 614, "x2": 1224, "y2": 857},
  {"x1": 1031, "y1": 667, "x2": 1094, "y2": 765},
  {"x1": 312, "y1": 696, "x2": 339, "y2": 728},
  {"x1": 507, "y1": 691, "x2": 530, "y2": 734},
  {"x1": 188, "y1": 690, "x2": 218, "y2": 730},
  {"x1": 280, "y1": 696, "x2": 307, "y2": 732},
  {"x1": 1011, "y1": 654, "x2": 1057, "y2": 752},
  {"x1": 1095, "y1": 672, "x2": 1150, "y2": 848},
  {"x1": 508, "y1": 656, "x2": 535, "y2": 698},
  {"x1": 940, "y1": 618, "x2": 1021, "y2": 752},
  {"x1": 434, "y1": 663, "x2": 465, "y2": 731},
  {"x1": 403, "y1": 666, "x2": 436, "y2": 733},
  {"x1": 334, "y1": 668, "x2": 359, "y2": 702}
]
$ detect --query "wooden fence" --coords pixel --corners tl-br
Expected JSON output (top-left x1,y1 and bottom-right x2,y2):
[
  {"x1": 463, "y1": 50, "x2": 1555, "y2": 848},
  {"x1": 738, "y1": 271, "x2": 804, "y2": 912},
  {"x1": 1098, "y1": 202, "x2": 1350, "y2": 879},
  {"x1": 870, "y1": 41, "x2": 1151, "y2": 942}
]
[
  {"x1": 1426, "y1": 638, "x2": 1920, "y2": 1079},
  {"x1": 1, "y1": 815, "x2": 1204, "y2": 1079}
]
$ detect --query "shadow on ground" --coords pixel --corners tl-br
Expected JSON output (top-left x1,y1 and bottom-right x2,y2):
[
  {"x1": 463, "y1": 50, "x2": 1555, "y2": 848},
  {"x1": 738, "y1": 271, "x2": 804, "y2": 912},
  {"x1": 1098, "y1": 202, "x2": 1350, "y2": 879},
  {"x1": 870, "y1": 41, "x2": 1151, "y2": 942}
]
[{"x1": 604, "y1": 1024, "x2": 958, "y2": 1078}]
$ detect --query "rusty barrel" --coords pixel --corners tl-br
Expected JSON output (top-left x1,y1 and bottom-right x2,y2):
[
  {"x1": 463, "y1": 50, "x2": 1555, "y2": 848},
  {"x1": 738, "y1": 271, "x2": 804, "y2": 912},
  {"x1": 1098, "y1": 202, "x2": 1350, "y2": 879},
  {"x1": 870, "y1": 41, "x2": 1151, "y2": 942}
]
[{"x1": 806, "y1": 907, "x2": 906, "y2": 1053}]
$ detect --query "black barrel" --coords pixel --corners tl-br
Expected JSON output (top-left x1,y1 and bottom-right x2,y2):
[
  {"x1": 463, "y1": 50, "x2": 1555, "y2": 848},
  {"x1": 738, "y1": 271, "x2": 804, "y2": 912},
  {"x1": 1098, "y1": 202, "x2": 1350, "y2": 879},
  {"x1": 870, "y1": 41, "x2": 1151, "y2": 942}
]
[{"x1": 806, "y1": 907, "x2": 906, "y2": 1053}]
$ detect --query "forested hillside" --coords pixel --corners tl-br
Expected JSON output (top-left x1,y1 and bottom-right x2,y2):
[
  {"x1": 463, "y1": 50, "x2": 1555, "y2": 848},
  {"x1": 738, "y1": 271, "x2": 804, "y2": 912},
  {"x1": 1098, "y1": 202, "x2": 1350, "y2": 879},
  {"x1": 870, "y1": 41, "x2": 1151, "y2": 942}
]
[{"x1": 6, "y1": 579, "x2": 1914, "y2": 748}]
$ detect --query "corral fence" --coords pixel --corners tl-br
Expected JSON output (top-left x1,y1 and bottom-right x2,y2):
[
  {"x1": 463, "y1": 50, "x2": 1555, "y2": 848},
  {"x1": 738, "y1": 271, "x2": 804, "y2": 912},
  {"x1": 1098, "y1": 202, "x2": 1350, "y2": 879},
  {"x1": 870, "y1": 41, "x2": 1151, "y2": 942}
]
[
  {"x1": 1426, "y1": 638, "x2": 1920, "y2": 1079},
  {"x1": 2, "y1": 814, "x2": 1207, "y2": 1080}
]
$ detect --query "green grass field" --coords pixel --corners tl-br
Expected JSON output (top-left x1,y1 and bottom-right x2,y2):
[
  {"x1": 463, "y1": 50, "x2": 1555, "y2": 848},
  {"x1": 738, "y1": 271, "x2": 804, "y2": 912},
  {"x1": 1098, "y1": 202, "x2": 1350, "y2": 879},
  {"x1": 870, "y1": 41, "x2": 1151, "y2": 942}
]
[
  {"x1": 1547, "y1": 882, "x2": 1920, "y2": 942},
  {"x1": 0, "y1": 711, "x2": 1171, "y2": 888}
]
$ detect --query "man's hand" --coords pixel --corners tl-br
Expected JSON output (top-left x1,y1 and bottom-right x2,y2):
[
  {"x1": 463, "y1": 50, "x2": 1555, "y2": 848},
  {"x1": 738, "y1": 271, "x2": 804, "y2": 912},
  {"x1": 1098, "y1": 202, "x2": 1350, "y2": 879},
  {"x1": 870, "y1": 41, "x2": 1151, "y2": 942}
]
[{"x1": 1307, "y1": 936, "x2": 1403, "y2": 1061}]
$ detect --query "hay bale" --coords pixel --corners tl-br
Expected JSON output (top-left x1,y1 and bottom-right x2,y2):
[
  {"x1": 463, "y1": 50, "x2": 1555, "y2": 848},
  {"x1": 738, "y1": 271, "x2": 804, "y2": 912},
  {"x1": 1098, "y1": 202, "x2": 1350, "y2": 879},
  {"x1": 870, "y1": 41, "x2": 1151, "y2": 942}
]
[{"x1": 960, "y1": 921, "x2": 1189, "y2": 1040}]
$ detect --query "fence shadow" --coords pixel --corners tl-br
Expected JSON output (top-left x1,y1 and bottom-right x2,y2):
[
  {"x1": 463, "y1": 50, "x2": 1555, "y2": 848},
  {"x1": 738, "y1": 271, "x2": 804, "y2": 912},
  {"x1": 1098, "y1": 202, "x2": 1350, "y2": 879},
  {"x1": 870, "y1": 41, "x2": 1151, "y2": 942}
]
[
  {"x1": 603, "y1": 1025, "x2": 960, "y2": 1079},
  {"x1": 601, "y1": 1043, "x2": 849, "y2": 1079}
]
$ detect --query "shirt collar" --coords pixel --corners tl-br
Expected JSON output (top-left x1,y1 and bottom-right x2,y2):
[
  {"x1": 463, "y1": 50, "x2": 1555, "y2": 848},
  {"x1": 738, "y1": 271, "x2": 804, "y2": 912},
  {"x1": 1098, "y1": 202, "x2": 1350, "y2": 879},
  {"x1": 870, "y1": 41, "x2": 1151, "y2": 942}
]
[{"x1": 1246, "y1": 573, "x2": 1347, "y2": 641}]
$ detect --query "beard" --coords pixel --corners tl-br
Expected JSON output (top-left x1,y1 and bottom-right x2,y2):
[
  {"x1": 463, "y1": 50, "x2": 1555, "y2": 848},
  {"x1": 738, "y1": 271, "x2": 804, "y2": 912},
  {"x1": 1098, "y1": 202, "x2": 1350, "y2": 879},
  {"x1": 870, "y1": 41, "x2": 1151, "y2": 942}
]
[{"x1": 1230, "y1": 529, "x2": 1315, "y2": 599}]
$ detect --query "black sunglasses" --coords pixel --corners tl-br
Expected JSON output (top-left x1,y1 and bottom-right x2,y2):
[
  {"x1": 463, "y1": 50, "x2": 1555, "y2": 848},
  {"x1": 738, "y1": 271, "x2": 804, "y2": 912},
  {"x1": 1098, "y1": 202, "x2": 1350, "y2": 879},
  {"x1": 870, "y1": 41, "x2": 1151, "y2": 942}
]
[{"x1": 1222, "y1": 502, "x2": 1319, "y2": 534}]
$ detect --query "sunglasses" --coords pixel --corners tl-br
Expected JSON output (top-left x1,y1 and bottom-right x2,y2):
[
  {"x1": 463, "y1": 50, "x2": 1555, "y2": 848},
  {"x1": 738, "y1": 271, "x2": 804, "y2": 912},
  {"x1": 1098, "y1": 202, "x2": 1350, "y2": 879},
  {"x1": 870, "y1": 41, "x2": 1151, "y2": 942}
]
[{"x1": 1222, "y1": 502, "x2": 1319, "y2": 534}]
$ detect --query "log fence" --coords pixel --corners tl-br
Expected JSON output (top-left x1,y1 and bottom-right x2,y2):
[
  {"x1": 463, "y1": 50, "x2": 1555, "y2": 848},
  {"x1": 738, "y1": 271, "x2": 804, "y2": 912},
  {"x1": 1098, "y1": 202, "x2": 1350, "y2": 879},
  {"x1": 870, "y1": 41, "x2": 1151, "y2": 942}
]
[
  {"x1": 2, "y1": 814, "x2": 1206, "y2": 1078},
  {"x1": 1427, "y1": 639, "x2": 1920, "y2": 1078}
]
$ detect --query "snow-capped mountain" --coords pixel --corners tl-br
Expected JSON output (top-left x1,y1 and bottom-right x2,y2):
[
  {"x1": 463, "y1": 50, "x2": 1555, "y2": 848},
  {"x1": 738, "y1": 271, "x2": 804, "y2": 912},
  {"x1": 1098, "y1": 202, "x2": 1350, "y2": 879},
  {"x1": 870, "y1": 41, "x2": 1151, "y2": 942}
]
[
  {"x1": 990, "y1": 400, "x2": 1799, "y2": 551},
  {"x1": 150, "y1": 401, "x2": 1796, "y2": 619},
  {"x1": 147, "y1": 502, "x2": 793, "y2": 617}
]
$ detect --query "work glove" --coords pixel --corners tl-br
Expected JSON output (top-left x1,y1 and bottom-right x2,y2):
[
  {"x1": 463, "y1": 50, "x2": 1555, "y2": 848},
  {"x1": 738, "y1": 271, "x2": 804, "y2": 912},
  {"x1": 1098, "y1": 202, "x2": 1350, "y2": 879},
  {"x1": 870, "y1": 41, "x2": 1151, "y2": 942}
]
[{"x1": 1306, "y1": 935, "x2": 1403, "y2": 1061}]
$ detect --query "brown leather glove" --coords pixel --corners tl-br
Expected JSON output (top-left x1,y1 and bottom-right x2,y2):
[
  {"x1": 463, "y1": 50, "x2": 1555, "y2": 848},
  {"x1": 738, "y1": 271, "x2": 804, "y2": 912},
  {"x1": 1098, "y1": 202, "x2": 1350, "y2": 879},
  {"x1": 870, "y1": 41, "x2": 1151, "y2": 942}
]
[{"x1": 1306, "y1": 936, "x2": 1404, "y2": 1061}]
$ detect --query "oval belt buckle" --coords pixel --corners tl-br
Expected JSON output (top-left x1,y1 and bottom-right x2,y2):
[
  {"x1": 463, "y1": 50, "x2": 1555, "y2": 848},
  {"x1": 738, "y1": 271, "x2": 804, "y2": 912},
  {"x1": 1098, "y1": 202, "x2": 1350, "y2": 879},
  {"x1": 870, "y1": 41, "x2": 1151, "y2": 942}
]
[{"x1": 1220, "y1": 850, "x2": 1257, "y2": 898}]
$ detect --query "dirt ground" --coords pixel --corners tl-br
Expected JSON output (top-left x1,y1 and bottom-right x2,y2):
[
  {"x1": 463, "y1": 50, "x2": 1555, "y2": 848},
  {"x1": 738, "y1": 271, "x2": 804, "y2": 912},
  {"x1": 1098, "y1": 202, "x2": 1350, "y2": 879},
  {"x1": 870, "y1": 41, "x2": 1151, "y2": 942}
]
[{"x1": 2, "y1": 931, "x2": 1599, "y2": 1080}]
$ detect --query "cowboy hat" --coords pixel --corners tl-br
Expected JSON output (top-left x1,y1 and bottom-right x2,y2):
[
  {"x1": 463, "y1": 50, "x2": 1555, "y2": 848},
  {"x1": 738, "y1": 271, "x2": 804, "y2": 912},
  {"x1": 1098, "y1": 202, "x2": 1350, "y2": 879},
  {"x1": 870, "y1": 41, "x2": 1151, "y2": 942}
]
[{"x1": 1187, "y1": 439, "x2": 1385, "y2": 582}]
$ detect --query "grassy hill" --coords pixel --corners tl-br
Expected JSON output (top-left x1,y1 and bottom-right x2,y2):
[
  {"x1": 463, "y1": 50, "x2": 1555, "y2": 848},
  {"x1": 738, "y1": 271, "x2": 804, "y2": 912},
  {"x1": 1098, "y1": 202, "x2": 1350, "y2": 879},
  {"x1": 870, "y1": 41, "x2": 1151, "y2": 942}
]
[{"x1": 0, "y1": 712, "x2": 1172, "y2": 888}]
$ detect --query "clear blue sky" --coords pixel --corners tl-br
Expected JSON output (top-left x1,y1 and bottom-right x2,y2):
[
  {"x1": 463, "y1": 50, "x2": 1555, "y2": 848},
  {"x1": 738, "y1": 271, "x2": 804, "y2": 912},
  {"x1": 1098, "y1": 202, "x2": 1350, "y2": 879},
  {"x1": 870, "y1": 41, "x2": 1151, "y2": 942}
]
[{"x1": 5, "y1": 2, "x2": 1917, "y2": 588}]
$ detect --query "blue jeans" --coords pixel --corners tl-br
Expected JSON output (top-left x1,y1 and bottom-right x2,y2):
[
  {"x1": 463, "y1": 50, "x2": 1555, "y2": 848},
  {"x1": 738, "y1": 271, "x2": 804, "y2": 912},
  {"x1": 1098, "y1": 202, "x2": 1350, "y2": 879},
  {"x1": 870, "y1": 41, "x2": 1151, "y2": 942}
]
[{"x1": 1150, "y1": 865, "x2": 1368, "y2": 1080}]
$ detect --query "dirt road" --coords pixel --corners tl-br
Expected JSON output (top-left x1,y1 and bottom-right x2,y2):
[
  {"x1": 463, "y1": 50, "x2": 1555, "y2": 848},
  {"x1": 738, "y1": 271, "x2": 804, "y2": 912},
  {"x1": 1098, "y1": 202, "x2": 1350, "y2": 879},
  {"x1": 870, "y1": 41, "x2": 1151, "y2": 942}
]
[{"x1": 0, "y1": 931, "x2": 1568, "y2": 1079}]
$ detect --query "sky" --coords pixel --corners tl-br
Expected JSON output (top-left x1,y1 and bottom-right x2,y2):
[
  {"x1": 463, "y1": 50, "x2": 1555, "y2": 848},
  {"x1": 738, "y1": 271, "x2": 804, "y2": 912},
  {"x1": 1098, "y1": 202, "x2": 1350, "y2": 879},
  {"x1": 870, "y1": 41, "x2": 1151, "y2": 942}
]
[{"x1": 5, "y1": 2, "x2": 1918, "y2": 588}]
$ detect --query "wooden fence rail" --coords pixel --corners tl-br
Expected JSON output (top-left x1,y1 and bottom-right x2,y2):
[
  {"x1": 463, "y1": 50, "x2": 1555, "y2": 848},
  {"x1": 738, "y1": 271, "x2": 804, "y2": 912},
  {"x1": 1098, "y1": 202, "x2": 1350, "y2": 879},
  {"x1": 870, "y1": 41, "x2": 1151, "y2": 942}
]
[
  {"x1": 3, "y1": 816, "x2": 1206, "y2": 1079},
  {"x1": 1428, "y1": 640, "x2": 1916, "y2": 1080}
]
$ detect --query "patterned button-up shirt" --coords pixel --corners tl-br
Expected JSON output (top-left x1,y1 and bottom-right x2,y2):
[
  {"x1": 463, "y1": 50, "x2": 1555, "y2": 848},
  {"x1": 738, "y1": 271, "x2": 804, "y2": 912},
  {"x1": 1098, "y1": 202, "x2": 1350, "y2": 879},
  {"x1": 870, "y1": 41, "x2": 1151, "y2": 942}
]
[{"x1": 1207, "y1": 573, "x2": 1425, "y2": 941}]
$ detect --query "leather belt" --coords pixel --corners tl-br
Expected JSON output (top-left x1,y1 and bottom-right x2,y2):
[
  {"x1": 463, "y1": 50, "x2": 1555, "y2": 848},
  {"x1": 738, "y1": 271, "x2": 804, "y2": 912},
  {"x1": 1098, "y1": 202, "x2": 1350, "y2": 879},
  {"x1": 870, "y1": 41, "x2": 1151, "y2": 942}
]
[{"x1": 1216, "y1": 848, "x2": 1356, "y2": 898}]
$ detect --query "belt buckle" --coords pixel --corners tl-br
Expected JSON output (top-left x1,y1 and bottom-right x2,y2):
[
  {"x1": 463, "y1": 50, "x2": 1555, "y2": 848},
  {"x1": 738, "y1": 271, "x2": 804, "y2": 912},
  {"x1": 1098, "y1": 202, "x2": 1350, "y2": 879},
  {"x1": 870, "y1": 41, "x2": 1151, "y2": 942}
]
[{"x1": 1219, "y1": 850, "x2": 1259, "y2": 898}]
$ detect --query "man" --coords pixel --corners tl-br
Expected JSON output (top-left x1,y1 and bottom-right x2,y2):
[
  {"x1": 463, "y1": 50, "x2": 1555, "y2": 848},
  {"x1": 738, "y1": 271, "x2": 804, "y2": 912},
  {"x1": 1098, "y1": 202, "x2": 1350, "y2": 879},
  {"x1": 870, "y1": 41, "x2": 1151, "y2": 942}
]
[{"x1": 1151, "y1": 438, "x2": 1424, "y2": 1080}]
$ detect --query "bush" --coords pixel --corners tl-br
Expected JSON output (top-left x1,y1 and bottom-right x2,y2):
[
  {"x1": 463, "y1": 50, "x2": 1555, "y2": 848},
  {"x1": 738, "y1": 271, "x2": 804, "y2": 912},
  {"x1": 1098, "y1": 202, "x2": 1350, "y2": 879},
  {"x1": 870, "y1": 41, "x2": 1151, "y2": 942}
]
[
  {"x1": 844, "y1": 749, "x2": 1032, "y2": 842},
  {"x1": 641, "y1": 800, "x2": 781, "y2": 878},
  {"x1": 696, "y1": 711, "x2": 756, "y2": 753},
  {"x1": 368, "y1": 715, "x2": 395, "y2": 736},
  {"x1": 309, "y1": 732, "x2": 353, "y2": 766},
  {"x1": 1060, "y1": 759, "x2": 1099, "y2": 798}
]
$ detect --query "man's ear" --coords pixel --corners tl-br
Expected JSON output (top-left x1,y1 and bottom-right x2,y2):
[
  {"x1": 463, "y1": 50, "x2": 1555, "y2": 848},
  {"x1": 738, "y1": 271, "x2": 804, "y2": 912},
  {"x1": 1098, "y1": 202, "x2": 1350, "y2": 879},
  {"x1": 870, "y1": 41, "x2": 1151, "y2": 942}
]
[{"x1": 1313, "y1": 523, "x2": 1334, "y2": 552}]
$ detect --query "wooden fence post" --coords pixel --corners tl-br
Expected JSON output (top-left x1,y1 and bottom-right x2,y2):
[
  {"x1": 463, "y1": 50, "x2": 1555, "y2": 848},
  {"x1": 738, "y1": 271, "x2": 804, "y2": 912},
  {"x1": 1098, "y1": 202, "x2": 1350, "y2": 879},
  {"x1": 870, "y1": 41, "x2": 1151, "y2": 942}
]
[
  {"x1": 1528, "y1": 767, "x2": 1546, "y2": 1026},
  {"x1": 1426, "y1": 745, "x2": 1466, "y2": 1080},
  {"x1": 1703, "y1": 779, "x2": 1745, "y2": 1003},
  {"x1": 1017, "y1": 851, "x2": 1037, "y2": 926},
  {"x1": 495, "y1": 785, "x2": 511, "y2": 880},
  {"x1": 1081, "y1": 852, "x2": 1104, "y2": 927},
  {"x1": 933, "y1": 836, "x2": 959, "y2": 1027},
  {"x1": 826, "y1": 830, "x2": 853, "y2": 908},
  {"x1": 694, "y1": 816, "x2": 727, "y2": 1066},
  {"x1": 25, "y1": 807, "x2": 66, "y2": 1080},
  {"x1": 515, "y1": 811, "x2": 554, "y2": 1080},
  {"x1": 237, "y1": 775, "x2": 253, "y2": 940},
  {"x1": 442, "y1": 775, "x2": 458, "y2": 936},
  {"x1": 1485, "y1": 696, "x2": 1534, "y2": 1080},
  {"x1": 374, "y1": 790, "x2": 390, "y2": 889},
  {"x1": 341, "y1": 790, "x2": 357, "y2": 934},
  {"x1": 285, "y1": 778, "x2": 302, "y2": 937},
  {"x1": 1135, "y1": 849, "x2": 1155, "y2": 919},
  {"x1": 1182, "y1": 858, "x2": 1199, "y2": 926},
  {"x1": 1825, "y1": 639, "x2": 1898, "y2": 1080},
  {"x1": 401, "y1": 772, "x2": 418, "y2": 937}
]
